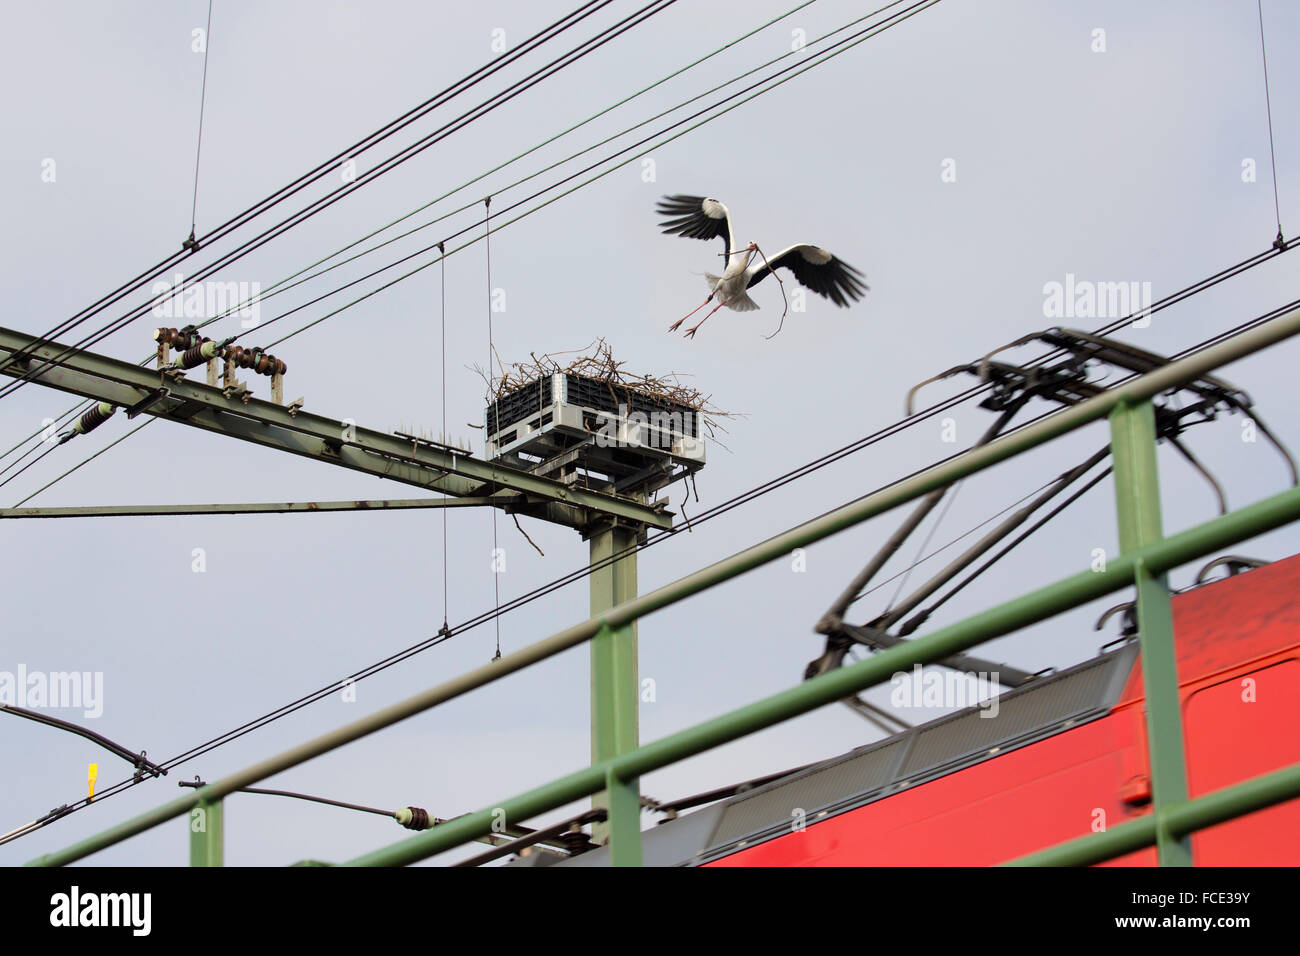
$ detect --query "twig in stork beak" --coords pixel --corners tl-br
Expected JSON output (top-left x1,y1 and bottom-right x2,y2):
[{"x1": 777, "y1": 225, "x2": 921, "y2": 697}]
[
  {"x1": 751, "y1": 242, "x2": 790, "y2": 340},
  {"x1": 718, "y1": 242, "x2": 759, "y2": 258}
]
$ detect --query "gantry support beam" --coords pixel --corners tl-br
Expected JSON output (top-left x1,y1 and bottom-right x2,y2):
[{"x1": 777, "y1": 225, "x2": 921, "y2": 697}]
[
  {"x1": 0, "y1": 327, "x2": 673, "y2": 533},
  {"x1": 588, "y1": 521, "x2": 641, "y2": 859},
  {"x1": 0, "y1": 497, "x2": 509, "y2": 519}
]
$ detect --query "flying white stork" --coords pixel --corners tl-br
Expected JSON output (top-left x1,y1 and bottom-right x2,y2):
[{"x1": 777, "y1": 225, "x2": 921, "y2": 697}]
[{"x1": 656, "y1": 194, "x2": 868, "y2": 338}]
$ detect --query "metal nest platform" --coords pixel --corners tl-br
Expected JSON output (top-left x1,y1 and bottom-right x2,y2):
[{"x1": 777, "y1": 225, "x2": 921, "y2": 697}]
[{"x1": 485, "y1": 367, "x2": 706, "y2": 500}]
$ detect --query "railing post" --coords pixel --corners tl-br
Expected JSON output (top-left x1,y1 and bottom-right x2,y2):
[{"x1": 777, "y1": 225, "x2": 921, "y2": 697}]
[
  {"x1": 1109, "y1": 398, "x2": 1192, "y2": 866},
  {"x1": 189, "y1": 797, "x2": 223, "y2": 866},
  {"x1": 605, "y1": 768, "x2": 644, "y2": 867},
  {"x1": 589, "y1": 522, "x2": 641, "y2": 857}
]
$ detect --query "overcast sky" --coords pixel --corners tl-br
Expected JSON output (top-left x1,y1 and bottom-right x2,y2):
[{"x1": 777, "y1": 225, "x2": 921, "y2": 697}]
[{"x1": 2, "y1": 0, "x2": 1298, "y2": 866}]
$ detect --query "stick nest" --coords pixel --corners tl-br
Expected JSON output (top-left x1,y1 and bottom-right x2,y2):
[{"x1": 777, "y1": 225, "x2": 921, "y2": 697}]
[{"x1": 478, "y1": 338, "x2": 740, "y2": 443}]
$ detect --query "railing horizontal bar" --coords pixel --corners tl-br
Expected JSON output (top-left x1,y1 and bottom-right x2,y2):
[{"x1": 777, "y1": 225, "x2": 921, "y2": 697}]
[
  {"x1": 1004, "y1": 760, "x2": 1300, "y2": 866},
  {"x1": 27, "y1": 306, "x2": 1300, "y2": 867},
  {"x1": 341, "y1": 483, "x2": 1300, "y2": 866}
]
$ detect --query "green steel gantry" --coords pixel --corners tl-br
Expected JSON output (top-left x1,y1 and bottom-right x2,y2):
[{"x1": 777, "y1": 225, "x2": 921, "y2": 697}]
[{"x1": 11, "y1": 305, "x2": 1300, "y2": 867}]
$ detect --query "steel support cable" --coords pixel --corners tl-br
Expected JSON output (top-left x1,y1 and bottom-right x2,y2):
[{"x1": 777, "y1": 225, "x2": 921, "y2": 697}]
[
  {"x1": 236, "y1": 0, "x2": 944, "y2": 351},
  {"x1": 10, "y1": 422, "x2": 154, "y2": 508},
  {"x1": 191, "y1": 0, "x2": 831, "y2": 327},
  {"x1": 11, "y1": 300, "x2": 1299, "y2": 839},
  {"x1": 0, "y1": 0, "x2": 671, "y2": 400},
  {"x1": 884, "y1": 478, "x2": 963, "y2": 612},
  {"x1": 0, "y1": 0, "x2": 832, "y2": 456},
  {"x1": 0, "y1": 443, "x2": 59, "y2": 491},
  {"x1": 7, "y1": 0, "x2": 1271, "y2": 497},
  {"x1": 849, "y1": 472, "x2": 1068, "y2": 605},
  {"x1": 0, "y1": 0, "x2": 666, "y2": 400},
  {"x1": 214, "y1": 227, "x2": 1300, "y2": 432},
  {"x1": 6, "y1": 234, "x2": 1295, "y2": 529},
  {"x1": 189, "y1": 0, "x2": 216, "y2": 239},
  {"x1": 8, "y1": 0, "x2": 929, "y2": 372},
  {"x1": 0, "y1": 1, "x2": 613, "y2": 381},
  {"x1": 485, "y1": 197, "x2": 502, "y2": 660},
  {"x1": 158, "y1": 0, "x2": 889, "y2": 339},
  {"x1": 0, "y1": 704, "x2": 165, "y2": 778},
  {"x1": 1256, "y1": 0, "x2": 1285, "y2": 243},
  {"x1": 7, "y1": 0, "x2": 1289, "y2": 429},
  {"x1": 177, "y1": 778, "x2": 394, "y2": 819},
  {"x1": 898, "y1": 466, "x2": 1116, "y2": 635},
  {"x1": 0, "y1": 431, "x2": 63, "y2": 483},
  {"x1": 7, "y1": 246, "x2": 1296, "y2": 534}
]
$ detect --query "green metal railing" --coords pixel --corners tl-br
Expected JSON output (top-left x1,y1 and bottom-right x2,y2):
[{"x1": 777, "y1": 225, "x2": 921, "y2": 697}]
[{"x1": 26, "y1": 306, "x2": 1300, "y2": 867}]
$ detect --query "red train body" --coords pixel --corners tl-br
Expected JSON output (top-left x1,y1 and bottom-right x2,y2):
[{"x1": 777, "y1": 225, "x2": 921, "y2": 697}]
[{"x1": 706, "y1": 553, "x2": 1300, "y2": 866}]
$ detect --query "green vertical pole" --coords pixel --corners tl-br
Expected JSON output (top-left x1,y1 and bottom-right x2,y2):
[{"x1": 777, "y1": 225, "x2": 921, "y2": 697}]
[
  {"x1": 1109, "y1": 399, "x2": 1192, "y2": 866},
  {"x1": 189, "y1": 797, "x2": 223, "y2": 866},
  {"x1": 589, "y1": 521, "x2": 642, "y2": 864}
]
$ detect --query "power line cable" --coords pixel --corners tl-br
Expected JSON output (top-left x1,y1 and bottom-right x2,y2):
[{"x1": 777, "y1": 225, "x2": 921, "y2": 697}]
[
  {"x1": 0, "y1": 1, "x2": 613, "y2": 382},
  {"x1": 0, "y1": 0, "x2": 828, "y2": 457},
  {"x1": 0, "y1": 0, "x2": 655, "y2": 397},
  {"x1": 1256, "y1": 0, "x2": 1284, "y2": 245},
  {"x1": 485, "y1": 197, "x2": 502, "y2": 661},
  {"x1": 189, "y1": 0, "x2": 216, "y2": 242},
  {"x1": 10, "y1": 421, "x2": 154, "y2": 507},
  {"x1": 148, "y1": 0, "x2": 875, "y2": 341},
  {"x1": 3, "y1": 0, "x2": 923, "y2": 389},
  {"x1": 440, "y1": 242, "x2": 450, "y2": 633},
  {"x1": 0, "y1": 0, "x2": 932, "y2": 503},
  {"x1": 225, "y1": 0, "x2": 944, "y2": 353}
]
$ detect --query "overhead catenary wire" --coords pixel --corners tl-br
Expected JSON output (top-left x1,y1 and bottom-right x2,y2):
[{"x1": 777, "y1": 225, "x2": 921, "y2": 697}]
[
  {"x1": 0, "y1": 0, "x2": 929, "y2": 399},
  {"x1": 6, "y1": 235, "x2": 1295, "y2": 520},
  {"x1": 485, "y1": 197, "x2": 502, "y2": 661},
  {"x1": 1256, "y1": 0, "x2": 1284, "y2": 244},
  {"x1": 851, "y1": 472, "x2": 1073, "y2": 604},
  {"x1": 0, "y1": 0, "x2": 615, "y2": 385},
  {"x1": 7, "y1": 233, "x2": 1295, "y2": 518},
  {"x1": 187, "y1": 0, "x2": 829, "y2": 330},
  {"x1": 0, "y1": 0, "x2": 830, "y2": 475},
  {"x1": 10, "y1": 421, "x2": 154, "y2": 508},
  {"x1": 145, "y1": 0, "x2": 883, "y2": 343},
  {"x1": 242, "y1": 0, "x2": 942, "y2": 352},
  {"x1": 7, "y1": 0, "x2": 1289, "y2": 495},
  {"x1": 0, "y1": 0, "x2": 942, "y2": 507},
  {"x1": 189, "y1": 0, "x2": 216, "y2": 242},
  {"x1": 884, "y1": 479, "x2": 963, "y2": 612},
  {"x1": 0, "y1": 0, "x2": 673, "y2": 401},
  {"x1": 901, "y1": 467, "x2": 1116, "y2": 633},
  {"x1": 440, "y1": 242, "x2": 450, "y2": 632}
]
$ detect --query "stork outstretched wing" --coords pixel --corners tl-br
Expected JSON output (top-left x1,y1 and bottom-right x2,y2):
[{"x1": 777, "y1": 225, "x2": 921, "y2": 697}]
[
  {"x1": 656, "y1": 194, "x2": 737, "y2": 264},
  {"x1": 746, "y1": 244, "x2": 869, "y2": 307}
]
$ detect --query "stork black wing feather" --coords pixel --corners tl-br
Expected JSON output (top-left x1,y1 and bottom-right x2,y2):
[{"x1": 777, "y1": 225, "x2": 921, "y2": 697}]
[
  {"x1": 747, "y1": 245, "x2": 869, "y2": 308},
  {"x1": 655, "y1": 194, "x2": 732, "y2": 261}
]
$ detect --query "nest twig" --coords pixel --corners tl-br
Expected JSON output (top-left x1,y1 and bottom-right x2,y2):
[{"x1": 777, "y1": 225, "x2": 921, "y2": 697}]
[{"x1": 478, "y1": 338, "x2": 741, "y2": 443}]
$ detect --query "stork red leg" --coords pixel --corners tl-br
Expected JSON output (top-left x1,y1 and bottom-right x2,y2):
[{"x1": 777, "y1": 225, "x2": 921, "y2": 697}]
[
  {"x1": 669, "y1": 294, "x2": 714, "y2": 333},
  {"x1": 684, "y1": 298, "x2": 728, "y2": 339}
]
